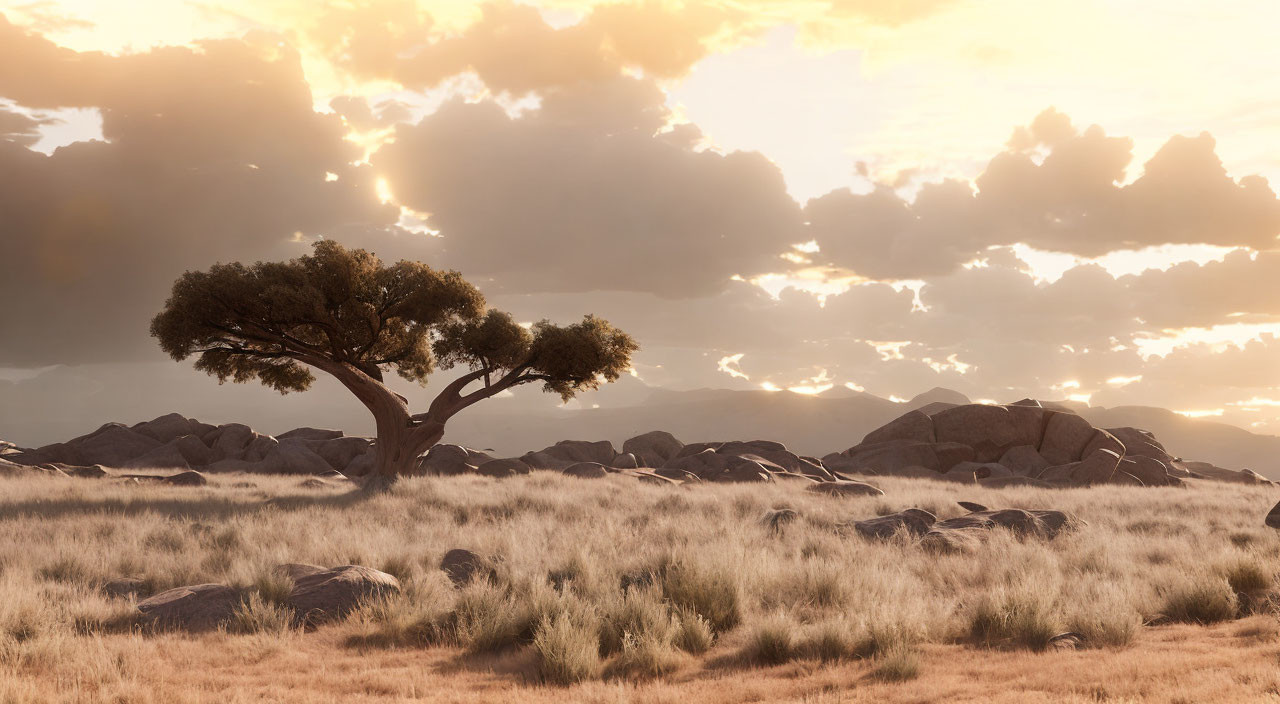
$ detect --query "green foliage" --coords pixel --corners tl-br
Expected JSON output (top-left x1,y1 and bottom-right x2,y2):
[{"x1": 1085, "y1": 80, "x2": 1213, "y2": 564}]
[{"x1": 151, "y1": 241, "x2": 638, "y2": 409}]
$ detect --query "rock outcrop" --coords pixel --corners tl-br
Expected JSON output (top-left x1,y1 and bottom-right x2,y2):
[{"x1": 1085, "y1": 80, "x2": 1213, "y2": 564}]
[
  {"x1": 824, "y1": 401, "x2": 1256, "y2": 488},
  {"x1": 137, "y1": 583, "x2": 239, "y2": 631},
  {"x1": 286, "y1": 565, "x2": 400, "y2": 623}
]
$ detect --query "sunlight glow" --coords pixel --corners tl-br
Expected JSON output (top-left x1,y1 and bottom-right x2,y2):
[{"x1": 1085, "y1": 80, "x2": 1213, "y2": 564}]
[
  {"x1": 1176, "y1": 409, "x2": 1225, "y2": 418},
  {"x1": 1106, "y1": 375, "x2": 1143, "y2": 386},
  {"x1": 717, "y1": 353, "x2": 749, "y2": 381}
]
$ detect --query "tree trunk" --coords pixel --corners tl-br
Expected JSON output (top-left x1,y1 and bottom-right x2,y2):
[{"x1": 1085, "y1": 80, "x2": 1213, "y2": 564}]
[{"x1": 363, "y1": 413, "x2": 445, "y2": 492}]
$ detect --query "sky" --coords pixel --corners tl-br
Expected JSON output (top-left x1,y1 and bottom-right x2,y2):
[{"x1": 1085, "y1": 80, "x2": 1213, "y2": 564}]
[{"x1": 2, "y1": 0, "x2": 1279, "y2": 444}]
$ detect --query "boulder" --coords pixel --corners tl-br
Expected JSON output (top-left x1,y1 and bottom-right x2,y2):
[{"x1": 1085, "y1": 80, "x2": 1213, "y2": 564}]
[
  {"x1": 121, "y1": 443, "x2": 191, "y2": 471},
  {"x1": 933, "y1": 404, "x2": 1043, "y2": 461},
  {"x1": 1120, "y1": 456, "x2": 1172, "y2": 487},
  {"x1": 706, "y1": 460, "x2": 772, "y2": 483},
  {"x1": 130, "y1": 414, "x2": 215, "y2": 445},
  {"x1": 1081, "y1": 430, "x2": 1125, "y2": 460},
  {"x1": 137, "y1": 583, "x2": 238, "y2": 631},
  {"x1": 806, "y1": 480, "x2": 884, "y2": 497},
  {"x1": 946, "y1": 462, "x2": 1014, "y2": 482},
  {"x1": 861, "y1": 410, "x2": 936, "y2": 445},
  {"x1": 70, "y1": 425, "x2": 162, "y2": 466},
  {"x1": 622, "y1": 431, "x2": 683, "y2": 467},
  {"x1": 998, "y1": 445, "x2": 1051, "y2": 475},
  {"x1": 299, "y1": 478, "x2": 330, "y2": 489},
  {"x1": 169, "y1": 435, "x2": 215, "y2": 467},
  {"x1": 62, "y1": 464, "x2": 110, "y2": 479},
  {"x1": 1039, "y1": 412, "x2": 1098, "y2": 465},
  {"x1": 1105, "y1": 427, "x2": 1174, "y2": 463},
  {"x1": 1109, "y1": 470, "x2": 1144, "y2": 486},
  {"x1": 920, "y1": 527, "x2": 987, "y2": 553},
  {"x1": 440, "y1": 549, "x2": 488, "y2": 587},
  {"x1": 277, "y1": 427, "x2": 344, "y2": 441},
  {"x1": 852, "y1": 508, "x2": 936, "y2": 539},
  {"x1": 624, "y1": 469, "x2": 684, "y2": 486},
  {"x1": 265, "y1": 442, "x2": 337, "y2": 474},
  {"x1": 651, "y1": 467, "x2": 702, "y2": 482},
  {"x1": 538, "y1": 440, "x2": 616, "y2": 466},
  {"x1": 563, "y1": 462, "x2": 609, "y2": 478},
  {"x1": 305, "y1": 436, "x2": 372, "y2": 472},
  {"x1": 287, "y1": 565, "x2": 400, "y2": 623},
  {"x1": 609, "y1": 453, "x2": 639, "y2": 469},
  {"x1": 162, "y1": 470, "x2": 208, "y2": 486},
  {"x1": 419, "y1": 444, "x2": 474, "y2": 475},
  {"x1": 1071, "y1": 449, "x2": 1121, "y2": 485},
  {"x1": 1266, "y1": 501, "x2": 1280, "y2": 529},
  {"x1": 205, "y1": 423, "x2": 257, "y2": 460},
  {"x1": 664, "y1": 448, "x2": 731, "y2": 477},
  {"x1": 1037, "y1": 463, "x2": 1078, "y2": 483},
  {"x1": 842, "y1": 440, "x2": 975, "y2": 475},
  {"x1": 273, "y1": 563, "x2": 328, "y2": 581},
  {"x1": 344, "y1": 453, "x2": 374, "y2": 476},
  {"x1": 476, "y1": 458, "x2": 530, "y2": 478}
]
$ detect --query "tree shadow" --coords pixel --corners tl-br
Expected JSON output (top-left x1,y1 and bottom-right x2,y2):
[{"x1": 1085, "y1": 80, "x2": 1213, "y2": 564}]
[{"x1": 0, "y1": 486, "x2": 377, "y2": 522}]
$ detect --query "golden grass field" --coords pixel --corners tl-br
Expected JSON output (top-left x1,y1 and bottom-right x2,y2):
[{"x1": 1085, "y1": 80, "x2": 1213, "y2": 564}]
[{"x1": 1, "y1": 471, "x2": 1278, "y2": 703}]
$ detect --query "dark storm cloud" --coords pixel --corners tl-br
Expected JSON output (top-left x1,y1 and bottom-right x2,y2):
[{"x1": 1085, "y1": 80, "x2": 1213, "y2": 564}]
[{"x1": 0, "y1": 17, "x2": 397, "y2": 366}]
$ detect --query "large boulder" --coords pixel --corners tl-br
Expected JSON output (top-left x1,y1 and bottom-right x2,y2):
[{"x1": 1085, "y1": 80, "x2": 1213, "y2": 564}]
[
  {"x1": 419, "y1": 444, "x2": 479, "y2": 475},
  {"x1": 305, "y1": 436, "x2": 373, "y2": 472},
  {"x1": 706, "y1": 460, "x2": 772, "y2": 483},
  {"x1": 137, "y1": 584, "x2": 239, "y2": 631},
  {"x1": 841, "y1": 440, "x2": 975, "y2": 475},
  {"x1": 861, "y1": 410, "x2": 936, "y2": 445},
  {"x1": 932, "y1": 404, "x2": 1043, "y2": 462},
  {"x1": 130, "y1": 413, "x2": 215, "y2": 444},
  {"x1": 622, "y1": 431, "x2": 683, "y2": 467},
  {"x1": 1105, "y1": 427, "x2": 1175, "y2": 463},
  {"x1": 266, "y1": 442, "x2": 339, "y2": 474},
  {"x1": 998, "y1": 445, "x2": 1051, "y2": 475},
  {"x1": 1039, "y1": 412, "x2": 1099, "y2": 466},
  {"x1": 1071, "y1": 449, "x2": 1121, "y2": 485},
  {"x1": 537, "y1": 440, "x2": 617, "y2": 466},
  {"x1": 1119, "y1": 456, "x2": 1173, "y2": 487},
  {"x1": 663, "y1": 448, "x2": 732, "y2": 477},
  {"x1": 277, "y1": 427, "x2": 344, "y2": 442},
  {"x1": 121, "y1": 443, "x2": 192, "y2": 471},
  {"x1": 69, "y1": 425, "x2": 162, "y2": 466},
  {"x1": 163, "y1": 470, "x2": 208, "y2": 486},
  {"x1": 287, "y1": 565, "x2": 400, "y2": 623}
]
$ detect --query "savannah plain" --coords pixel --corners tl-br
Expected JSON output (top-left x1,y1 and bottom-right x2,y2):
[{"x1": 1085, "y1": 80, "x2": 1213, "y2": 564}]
[{"x1": 3, "y1": 469, "x2": 1279, "y2": 704}]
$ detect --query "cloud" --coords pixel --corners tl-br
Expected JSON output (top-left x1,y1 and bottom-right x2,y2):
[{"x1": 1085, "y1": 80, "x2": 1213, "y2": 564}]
[
  {"x1": 373, "y1": 74, "x2": 803, "y2": 297},
  {"x1": 0, "y1": 17, "x2": 396, "y2": 366},
  {"x1": 805, "y1": 109, "x2": 1280, "y2": 280}
]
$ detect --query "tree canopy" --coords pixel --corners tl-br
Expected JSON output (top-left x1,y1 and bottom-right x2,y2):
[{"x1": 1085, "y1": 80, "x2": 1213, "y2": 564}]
[{"x1": 151, "y1": 240, "x2": 638, "y2": 406}]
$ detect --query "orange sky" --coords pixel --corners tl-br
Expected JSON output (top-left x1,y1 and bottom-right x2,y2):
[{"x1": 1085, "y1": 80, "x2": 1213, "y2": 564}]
[{"x1": 1, "y1": 0, "x2": 1278, "y2": 439}]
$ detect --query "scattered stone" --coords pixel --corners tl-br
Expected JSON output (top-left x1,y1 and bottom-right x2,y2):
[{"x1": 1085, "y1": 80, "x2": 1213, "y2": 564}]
[
  {"x1": 475, "y1": 458, "x2": 530, "y2": 478},
  {"x1": 137, "y1": 583, "x2": 239, "y2": 631},
  {"x1": 1266, "y1": 500, "x2": 1280, "y2": 529},
  {"x1": 806, "y1": 480, "x2": 884, "y2": 497},
  {"x1": 440, "y1": 549, "x2": 488, "y2": 587},
  {"x1": 162, "y1": 470, "x2": 208, "y2": 486},
  {"x1": 852, "y1": 508, "x2": 937, "y2": 539},
  {"x1": 563, "y1": 462, "x2": 609, "y2": 478},
  {"x1": 287, "y1": 565, "x2": 400, "y2": 623}
]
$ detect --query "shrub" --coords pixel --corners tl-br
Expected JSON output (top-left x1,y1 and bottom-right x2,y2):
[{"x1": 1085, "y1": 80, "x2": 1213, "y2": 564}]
[
  {"x1": 801, "y1": 620, "x2": 857, "y2": 662},
  {"x1": 746, "y1": 615, "x2": 796, "y2": 665},
  {"x1": 608, "y1": 630, "x2": 682, "y2": 680},
  {"x1": 870, "y1": 646, "x2": 920, "y2": 682},
  {"x1": 967, "y1": 589, "x2": 1059, "y2": 651},
  {"x1": 533, "y1": 613, "x2": 601, "y2": 685},
  {"x1": 673, "y1": 608, "x2": 715, "y2": 655},
  {"x1": 659, "y1": 559, "x2": 741, "y2": 633},
  {"x1": 1162, "y1": 575, "x2": 1238, "y2": 624},
  {"x1": 1223, "y1": 559, "x2": 1272, "y2": 594},
  {"x1": 229, "y1": 592, "x2": 295, "y2": 635},
  {"x1": 251, "y1": 571, "x2": 294, "y2": 607},
  {"x1": 1067, "y1": 605, "x2": 1140, "y2": 648},
  {"x1": 598, "y1": 588, "x2": 674, "y2": 656}
]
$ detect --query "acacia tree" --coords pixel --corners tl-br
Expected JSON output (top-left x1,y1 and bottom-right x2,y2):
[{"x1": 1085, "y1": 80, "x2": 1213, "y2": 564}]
[{"x1": 151, "y1": 241, "x2": 637, "y2": 487}]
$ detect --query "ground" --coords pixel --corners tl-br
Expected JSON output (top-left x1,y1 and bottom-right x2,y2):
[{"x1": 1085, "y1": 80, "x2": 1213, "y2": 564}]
[{"x1": 0, "y1": 471, "x2": 1277, "y2": 703}]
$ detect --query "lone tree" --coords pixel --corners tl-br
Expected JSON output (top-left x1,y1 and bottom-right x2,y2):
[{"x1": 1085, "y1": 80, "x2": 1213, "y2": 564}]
[{"x1": 151, "y1": 241, "x2": 637, "y2": 487}]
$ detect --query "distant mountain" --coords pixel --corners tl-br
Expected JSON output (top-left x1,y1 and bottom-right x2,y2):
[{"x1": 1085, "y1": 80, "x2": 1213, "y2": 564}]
[{"x1": 440, "y1": 387, "x2": 1280, "y2": 478}]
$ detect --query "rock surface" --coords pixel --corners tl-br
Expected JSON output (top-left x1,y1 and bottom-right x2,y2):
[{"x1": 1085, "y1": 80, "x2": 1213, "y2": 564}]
[
  {"x1": 137, "y1": 583, "x2": 239, "y2": 631},
  {"x1": 286, "y1": 565, "x2": 400, "y2": 623}
]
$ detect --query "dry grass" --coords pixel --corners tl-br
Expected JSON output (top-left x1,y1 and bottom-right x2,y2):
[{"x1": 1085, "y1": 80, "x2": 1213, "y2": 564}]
[{"x1": 0, "y1": 470, "x2": 1277, "y2": 701}]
